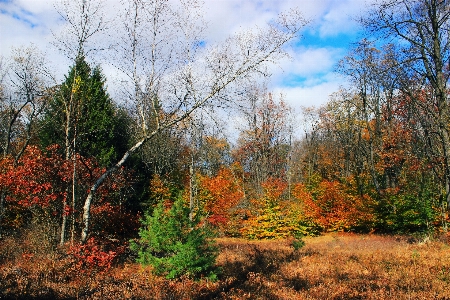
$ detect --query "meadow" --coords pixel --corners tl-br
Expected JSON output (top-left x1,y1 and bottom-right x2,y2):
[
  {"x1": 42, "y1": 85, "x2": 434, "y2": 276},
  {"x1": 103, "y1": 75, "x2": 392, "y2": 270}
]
[{"x1": 1, "y1": 232, "x2": 449, "y2": 299}]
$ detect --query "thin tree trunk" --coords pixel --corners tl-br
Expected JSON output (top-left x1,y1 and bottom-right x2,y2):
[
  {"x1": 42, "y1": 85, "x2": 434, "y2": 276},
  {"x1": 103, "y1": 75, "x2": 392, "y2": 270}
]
[
  {"x1": 60, "y1": 72, "x2": 75, "y2": 246},
  {"x1": 189, "y1": 156, "x2": 194, "y2": 221},
  {"x1": 0, "y1": 192, "x2": 5, "y2": 239},
  {"x1": 71, "y1": 144, "x2": 77, "y2": 244}
]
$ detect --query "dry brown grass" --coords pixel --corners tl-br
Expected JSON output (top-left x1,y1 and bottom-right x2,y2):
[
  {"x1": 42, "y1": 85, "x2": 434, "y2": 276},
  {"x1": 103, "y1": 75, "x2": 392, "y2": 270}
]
[{"x1": 1, "y1": 233, "x2": 449, "y2": 299}]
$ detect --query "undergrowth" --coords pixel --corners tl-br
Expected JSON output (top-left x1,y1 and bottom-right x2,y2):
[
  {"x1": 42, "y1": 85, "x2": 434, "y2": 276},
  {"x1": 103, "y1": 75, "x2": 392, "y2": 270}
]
[{"x1": 1, "y1": 232, "x2": 449, "y2": 299}]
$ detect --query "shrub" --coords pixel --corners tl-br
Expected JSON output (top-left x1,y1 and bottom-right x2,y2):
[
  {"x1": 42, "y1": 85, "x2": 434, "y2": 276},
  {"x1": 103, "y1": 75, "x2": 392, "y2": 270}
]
[
  {"x1": 68, "y1": 237, "x2": 118, "y2": 273},
  {"x1": 291, "y1": 233, "x2": 305, "y2": 251},
  {"x1": 242, "y1": 178, "x2": 316, "y2": 239},
  {"x1": 130, "y1": 196, "x2": 220, "y2": 280}
]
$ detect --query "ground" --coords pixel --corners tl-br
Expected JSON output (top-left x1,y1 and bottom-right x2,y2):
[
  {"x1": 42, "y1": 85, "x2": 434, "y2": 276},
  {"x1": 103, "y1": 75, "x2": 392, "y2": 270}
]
[{"x1": 1, "y1": 232, "x2": 450, "y2": 299}]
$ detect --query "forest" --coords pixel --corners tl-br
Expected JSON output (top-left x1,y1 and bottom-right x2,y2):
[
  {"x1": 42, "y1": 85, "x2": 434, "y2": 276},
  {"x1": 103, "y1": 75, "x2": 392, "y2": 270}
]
[{"x1": 0, "y1": 0, "x2": 449, "y2": 298}]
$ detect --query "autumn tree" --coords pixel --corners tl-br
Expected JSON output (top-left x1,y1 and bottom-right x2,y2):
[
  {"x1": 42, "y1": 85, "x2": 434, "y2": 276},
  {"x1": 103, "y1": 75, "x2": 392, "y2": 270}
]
[
  {"x1": 234, "y1": 86, "x2": 294, "y2": 196},
  {"x1": 197, "y1": 166, "x2": 244, "y2": 232},
  {"x1": 336, "y1": 40, "x2": 406, "y2": 194},
  {"x1": 0, "y1": 146, "x2": 68, "y2": 241},
  {"x1": 0, "y1": 144, "x2": 133, "y2": 245},
  {"x1": 363, "y1": 0, "x2": 450, "y2": 225},
  {"x1": 0, "y1": 46, "x2": 53, "y2": 238},
  {"x1": 242, "y1": 177, "x2": 311, "y2": 239},
  {"x1": 300, "y1": 36, "x2": 442, "y2": 232},
  {"x1": 79, "y1": 0, "x2": 307, "y2": 242},
  {"x1": 199, "y1": 135, "x2": 231, "y2": 176}
]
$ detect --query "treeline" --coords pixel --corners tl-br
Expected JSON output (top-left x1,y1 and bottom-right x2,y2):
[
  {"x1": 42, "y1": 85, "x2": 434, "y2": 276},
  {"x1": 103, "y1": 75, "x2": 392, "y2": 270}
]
[{"x1": 0, "y1": 0, "x2": 448, "y2": 264}]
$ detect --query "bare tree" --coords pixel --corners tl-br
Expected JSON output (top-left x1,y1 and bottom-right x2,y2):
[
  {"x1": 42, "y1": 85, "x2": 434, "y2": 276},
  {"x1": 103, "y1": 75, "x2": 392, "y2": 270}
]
[
  {"x1": 0, "y1": 46, "x2": 51, "y2": 161},
  {"x1": 52, "y1": 0, "x2": 108, "y2": 60},
  {"x1": 80, "y1": 0, "x2": 307, "y2": 242}
]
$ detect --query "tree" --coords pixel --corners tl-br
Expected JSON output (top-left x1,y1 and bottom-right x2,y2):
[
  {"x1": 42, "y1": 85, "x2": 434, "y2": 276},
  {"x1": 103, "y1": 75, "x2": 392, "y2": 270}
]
[
  {"x1": 40, "y1": 56, "x2": 128, "y2": 167},
  {"x1": 0, "y1": 144, "x2": 133, "y2": 244},
  {"x1": 1, "y1": 46, "x2": 51, "y2": 161},
  {"x1": 363, "y1": 0, "x2": 450, "y2": 223},
  {"x1": 0, "y1": 145, "x2": 69, "y2": 242},
  {"x1": 337, "y1": 40, "x2": 405, "y2": 194},
  {"x1": 53, "y1": 0, "x2": 107, "y2": 60},
  {"x1": 48, "y1": 0, "x2": 113, "y2": 244},
  {"x1": 0, "y1": 46, "x2": 53, "y2": 238},
  {"x1": 39, "y1": 55, "x2": 129, "y2": 244},
  {"x1": 242, "y1": 177, "x2": 308, "y2": 239},
  {"x1": 130, "y1": 196, "x2": 219, "y2": 280},
  {"x1": 233, "y1": 86, "x2": 293, "y2": 195},
  {"x1": 197, "y1": 166, "x2": 244, "y2": 231},
  {"x1": 79, "y1": 1, "x2": 307, "y2": 243}
]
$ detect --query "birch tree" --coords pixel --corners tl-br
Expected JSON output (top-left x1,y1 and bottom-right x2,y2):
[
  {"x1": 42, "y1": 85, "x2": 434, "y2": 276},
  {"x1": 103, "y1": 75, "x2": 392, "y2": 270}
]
[
  {"x1": 53, "y1": 0, "x2": 108, "y2": 60},
  {"x1": 80, "y1": 0, "x2": 307, "y2": 242},
  {"x1": 51, "y1": 0, "x2": 110, "y2": 244}
]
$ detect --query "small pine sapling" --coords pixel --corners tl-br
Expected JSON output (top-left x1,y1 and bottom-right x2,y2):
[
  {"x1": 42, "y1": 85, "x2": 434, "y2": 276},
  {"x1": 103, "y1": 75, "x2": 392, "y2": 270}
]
[
  {"x1": 130, "y1": 196, "x2": 220, "y2": 280},
  {"x1": 291, "y1": 233, "x2": 305, "y2": 251}
]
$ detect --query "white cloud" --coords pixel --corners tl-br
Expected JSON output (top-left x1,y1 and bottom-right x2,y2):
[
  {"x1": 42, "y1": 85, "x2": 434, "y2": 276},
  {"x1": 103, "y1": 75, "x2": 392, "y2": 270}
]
[
  {"x1": 13, "y1": 0, "x2": 55, "y2": 14},
  {"x1": 1, "y1": 0, "x2": 369, "y2": 115},
  {"x1": 316, "y1": 0, "x2": 376, "y2": 37},
  {"x1": 272, "y1": 73, "x2": 347, "y2": 110},
  {"x1": 270, "y1": 46, "x2": 343, "y2": 82}
]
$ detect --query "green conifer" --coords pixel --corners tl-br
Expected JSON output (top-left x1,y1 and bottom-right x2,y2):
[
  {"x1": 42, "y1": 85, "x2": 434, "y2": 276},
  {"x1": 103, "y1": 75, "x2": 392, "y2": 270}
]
[{"x1": 130, "y1": 196, "x2": 220, "y2": 280}]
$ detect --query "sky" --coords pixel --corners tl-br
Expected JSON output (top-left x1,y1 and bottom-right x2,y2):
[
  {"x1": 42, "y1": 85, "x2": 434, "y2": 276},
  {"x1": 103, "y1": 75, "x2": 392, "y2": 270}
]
[{"x1": 0, "y1": 0, "x2": 373, "y2": 113}]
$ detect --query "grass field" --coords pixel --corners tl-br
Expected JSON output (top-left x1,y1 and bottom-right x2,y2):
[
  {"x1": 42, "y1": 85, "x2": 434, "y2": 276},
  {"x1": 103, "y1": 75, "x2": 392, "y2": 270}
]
[{"x1": 1, "y1": 233, "x2": 450, "y2": 299}]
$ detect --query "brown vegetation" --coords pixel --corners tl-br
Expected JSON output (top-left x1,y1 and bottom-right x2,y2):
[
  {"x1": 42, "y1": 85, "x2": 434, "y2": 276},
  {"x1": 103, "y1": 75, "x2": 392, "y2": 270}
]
[{"x1": 1, "y1": 232, "x2": 449, "y2": 299}]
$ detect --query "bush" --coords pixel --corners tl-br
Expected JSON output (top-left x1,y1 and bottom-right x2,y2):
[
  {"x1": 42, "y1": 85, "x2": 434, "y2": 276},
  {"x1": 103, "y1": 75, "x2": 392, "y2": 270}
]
[
  {"x1": 130, "y1": 196, "x2": 219, "y2": 280},
  {"x1": 291, "y1": 233, "x2": 305, "y2": 251},
  {"x1": 68, "y1": 237, "x2": 121, "y2": 274}
]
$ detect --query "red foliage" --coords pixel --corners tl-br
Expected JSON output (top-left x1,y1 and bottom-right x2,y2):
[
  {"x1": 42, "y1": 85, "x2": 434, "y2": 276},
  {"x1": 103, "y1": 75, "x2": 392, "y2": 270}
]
[
  {"x1": 293, "y1": 180, "x2": 373, "y2": 232},
  {"x1": 199, "y1": 167, "x2": 244, "y2": 226},
  {"x1": 0, "y1": 145, "x2": 69, "y2": 208},
  {"x1": 0, "y1": 144, "x2": 135, "y2": 240},
  {"x1": 68, "y1": 237, "x2": 117, "y2": 272}
]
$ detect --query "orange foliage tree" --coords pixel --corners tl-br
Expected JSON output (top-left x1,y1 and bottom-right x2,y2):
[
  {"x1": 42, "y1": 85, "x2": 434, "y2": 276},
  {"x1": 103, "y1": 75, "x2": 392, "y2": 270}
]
[
  {"x1": 291, "y1": 183, "x2": 321, "y2": 227},
  {"x1": 293, "y1": 179, "x2": 374, "y2": 232},
  {"x1": 197, "y1": 166, "x2": 244, "y2": 231},
  {"x1": 148, "y1": 174, "x2": 173, "y2": 210}
]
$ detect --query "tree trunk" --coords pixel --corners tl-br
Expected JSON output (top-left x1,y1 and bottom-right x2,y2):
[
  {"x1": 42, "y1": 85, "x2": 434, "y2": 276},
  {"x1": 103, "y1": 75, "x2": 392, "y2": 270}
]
[
  {"x1": 81, "y1": 136, "x2": 148, "y2": 243},
  {"x1": 189, "y1": 156, "x2": 194, "y2": 222}
]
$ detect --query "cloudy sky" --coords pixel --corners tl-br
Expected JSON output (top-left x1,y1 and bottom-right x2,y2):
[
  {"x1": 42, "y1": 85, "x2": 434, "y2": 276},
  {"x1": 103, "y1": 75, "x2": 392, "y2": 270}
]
[{"x1": 0, "y1": 0, "x2": 373, "y2": 111}]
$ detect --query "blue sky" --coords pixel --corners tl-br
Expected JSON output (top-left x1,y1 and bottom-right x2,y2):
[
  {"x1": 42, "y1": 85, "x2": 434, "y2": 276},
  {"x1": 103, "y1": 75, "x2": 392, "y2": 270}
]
[{"x1": 0, "y1": 0, "x2": 372, "y2": 111}]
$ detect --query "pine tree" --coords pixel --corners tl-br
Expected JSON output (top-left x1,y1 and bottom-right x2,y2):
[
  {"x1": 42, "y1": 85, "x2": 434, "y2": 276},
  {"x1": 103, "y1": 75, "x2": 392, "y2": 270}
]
[
  {"x1": 130, "y1": 196, "x2": 220, "y2": 280},
  {"x1": 39, "y1": 56, "x2": 129, "y2": 167}
]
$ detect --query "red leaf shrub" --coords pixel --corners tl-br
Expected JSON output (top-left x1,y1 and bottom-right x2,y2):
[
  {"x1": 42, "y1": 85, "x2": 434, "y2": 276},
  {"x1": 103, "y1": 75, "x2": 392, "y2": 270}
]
[{"x1": 68, "y1": 237, "x2": 117, "y2": 273}]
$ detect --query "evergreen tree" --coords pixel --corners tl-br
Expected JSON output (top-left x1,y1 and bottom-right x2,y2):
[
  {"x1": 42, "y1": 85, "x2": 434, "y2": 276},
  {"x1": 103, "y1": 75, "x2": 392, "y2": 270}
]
[
  {"x1": 130, "y1": 196, "x2": 220, "y2": 280},
  {"x1": 39, "y1": 56, "x2": 129, "y2": 167}
]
